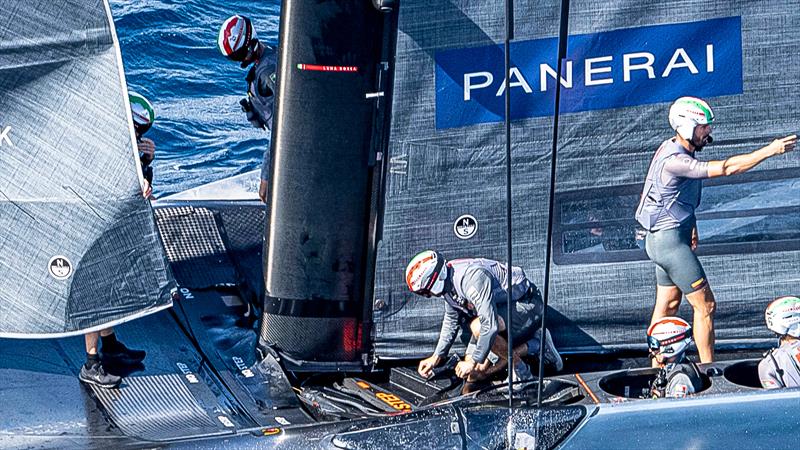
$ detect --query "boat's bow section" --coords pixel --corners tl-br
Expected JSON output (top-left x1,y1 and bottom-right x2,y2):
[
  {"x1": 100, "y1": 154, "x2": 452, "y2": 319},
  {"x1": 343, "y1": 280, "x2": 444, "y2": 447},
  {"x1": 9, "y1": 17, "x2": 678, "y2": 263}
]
[{"x1": 0, "y1": 0, "x2": 174, "y2": 337}]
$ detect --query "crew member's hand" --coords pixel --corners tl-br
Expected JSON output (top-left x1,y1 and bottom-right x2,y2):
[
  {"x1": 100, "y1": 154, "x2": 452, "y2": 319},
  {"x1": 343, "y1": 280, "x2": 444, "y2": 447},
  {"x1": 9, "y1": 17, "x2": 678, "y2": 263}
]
[
  {"x1": 455, "y1": 359, "x2": 476, "y2": 379},
  {"x1": 142, "y1": 179, "x2": 152, "y2": 199},
  {"x1": 767, "y1": 135, "x2": 797, "y2": 156},
  {"x1": 691, "y1": 226, "x2": 698, "y2": 252},
  {"x1": 138, "y1": 137, "x2": 155, "y2": 165},
  {"x1": 259, "y1": 179, "x2": 268, "y2": 203},
  {"x1": 417, "y1": 355, "x2": 442, "y2": 379}
]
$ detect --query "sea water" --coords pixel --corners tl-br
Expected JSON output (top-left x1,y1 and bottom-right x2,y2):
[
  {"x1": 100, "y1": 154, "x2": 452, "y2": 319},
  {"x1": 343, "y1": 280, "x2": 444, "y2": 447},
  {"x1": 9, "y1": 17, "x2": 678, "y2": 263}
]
[{"x1": 111, "y1": 0, "x2": 280, "y2": 197}]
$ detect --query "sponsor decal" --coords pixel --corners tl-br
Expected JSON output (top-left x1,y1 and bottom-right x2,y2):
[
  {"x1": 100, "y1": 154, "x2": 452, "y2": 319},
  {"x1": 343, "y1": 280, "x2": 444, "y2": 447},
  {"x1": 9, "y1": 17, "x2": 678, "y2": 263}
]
[
  {"x1": 217, "y1": 415, "x2": 235, "y2": 428},
  {"x1": 435, "y1": 17, "x2": 742, "y2": 128},
  {"x1": 180, "y1": 287, "x2": 194, "y2": 300},
  {"x1": 375, "y1": 392, "x2": 412, "y2": 411},
  {"x1": 274, "y1": 416, "x2": 290, "y2": 426},
  {"x1": 454, "y1": 214, "x2": 478, "y2": 239},
  {"x1": 296, "y1": 63, "x2": 358, "y2": 72},
  {"x1": 356, "y1": 380, "x2": 371, "y2": 389},
  {"x1": 232, "y1": 356, "x2": 255, "y2": 378},
  {"x1": 176, "y1": 362, "x2": 199, "y2": 384},
  {"x1": 48, "y1": 256, "x2": 72, "y2": 280},
  {"x1": 691, "y1": 277, "x2": 706, "y2": 289},
  {"x1": 0, "y1": 126, "x2": 12, "y2": 147}
]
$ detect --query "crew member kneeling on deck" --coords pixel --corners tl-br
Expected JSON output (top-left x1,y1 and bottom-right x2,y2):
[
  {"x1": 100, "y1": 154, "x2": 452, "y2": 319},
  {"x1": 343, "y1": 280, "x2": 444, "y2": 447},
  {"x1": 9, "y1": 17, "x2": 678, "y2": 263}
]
[
  {"x1": 759, "y1": 296, "x2": 800, "y2": 389},
  {"x1": 406, "y1": 251, "x2": 563, "y2": 389},
  {"x1": 648, "y1": 317, "x2": 703, "y2": 399},
  {"x1": 636, "y1": 96, "x2": 797, "y2": 363}
]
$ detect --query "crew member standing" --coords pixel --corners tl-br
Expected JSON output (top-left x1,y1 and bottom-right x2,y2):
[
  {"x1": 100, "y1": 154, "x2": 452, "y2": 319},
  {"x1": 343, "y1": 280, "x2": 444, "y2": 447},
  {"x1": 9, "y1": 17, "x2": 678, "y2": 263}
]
[
  {"x1": 635, "y1": 96, "x2": 796, "y2": 363},
  {"x1": 218, "y1": 14, "x2": 277, "y2": 203}
]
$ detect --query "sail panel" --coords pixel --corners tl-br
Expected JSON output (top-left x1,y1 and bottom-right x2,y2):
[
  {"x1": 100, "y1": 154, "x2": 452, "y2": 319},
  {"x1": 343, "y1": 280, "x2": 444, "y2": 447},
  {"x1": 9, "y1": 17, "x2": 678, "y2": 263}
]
[
  {"x1": 0, "y1": 0, "x2": 174, "y2": 337},
  {"x1": 374, "y1": 0, "x2": 800, "y2": 358}
]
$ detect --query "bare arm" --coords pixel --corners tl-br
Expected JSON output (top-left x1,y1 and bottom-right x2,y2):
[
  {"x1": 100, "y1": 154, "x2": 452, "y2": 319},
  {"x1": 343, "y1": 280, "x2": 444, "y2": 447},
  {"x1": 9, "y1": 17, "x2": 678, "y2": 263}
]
[{"x1": 706, "y1": 135, "x2": 796, "y2": 178}]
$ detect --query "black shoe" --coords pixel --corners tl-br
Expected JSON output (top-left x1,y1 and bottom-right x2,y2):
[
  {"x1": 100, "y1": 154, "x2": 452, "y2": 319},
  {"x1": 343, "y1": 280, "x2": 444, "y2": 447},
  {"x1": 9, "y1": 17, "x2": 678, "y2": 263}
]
[
  {"x1": 79, "y1": 362, "x2": 122, "y2": 389},
  {"x1": 102, "y1": 342, "x2": 146, "y2": 364}
]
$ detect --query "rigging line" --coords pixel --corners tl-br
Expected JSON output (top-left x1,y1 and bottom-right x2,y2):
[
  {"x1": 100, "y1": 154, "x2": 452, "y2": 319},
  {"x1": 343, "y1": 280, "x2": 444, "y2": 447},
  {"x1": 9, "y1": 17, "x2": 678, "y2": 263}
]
[
  {"x1": 63, "y1": 185, "x2": 105, "y2": 222},
  {"x1": 537, "y1": 0, "x2": 571, "y2": 409},
  {"x1": 504, "y1": 0, "x2": 515, "y2": 408},
  {"x1": 0, "y1": 189, "x2": 37, "y2": 222}
]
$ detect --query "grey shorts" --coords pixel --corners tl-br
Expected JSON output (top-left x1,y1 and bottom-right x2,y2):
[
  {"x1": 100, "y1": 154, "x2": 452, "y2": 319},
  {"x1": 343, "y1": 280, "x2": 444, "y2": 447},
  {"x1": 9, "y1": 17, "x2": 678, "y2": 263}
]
[
  {"x1": 645, "y1": 220, "x2": 708, "y2": 293},
  {"x1": 467, "y1": 300, "x2": 543, "y2": 355}
]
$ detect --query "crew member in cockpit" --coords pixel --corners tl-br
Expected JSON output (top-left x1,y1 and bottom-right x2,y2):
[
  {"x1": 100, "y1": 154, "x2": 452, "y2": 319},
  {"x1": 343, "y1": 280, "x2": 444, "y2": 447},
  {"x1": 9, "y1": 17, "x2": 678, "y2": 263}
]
[
  {"x1": 405, "y1": 250, "x2": 563, "y2": 391},
  {"x1": 759, "y1": 296, "x2": 800, "y2": 389},
  {"x1": 647, "y1": 316, "x2": 703, "y2": 398},
  {"x1": 218, "y1": 14, "x2": 276, "y2": 204},
  {"x1": 636, "y1": 96, "x2": 796, "y2": 364}
]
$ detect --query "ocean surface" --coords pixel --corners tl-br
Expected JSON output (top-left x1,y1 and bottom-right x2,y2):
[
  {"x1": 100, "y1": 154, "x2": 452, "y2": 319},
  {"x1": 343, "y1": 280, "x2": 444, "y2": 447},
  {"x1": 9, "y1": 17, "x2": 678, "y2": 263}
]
[{"x1": 110, "y1": 0, "x2": 281, "y2": 197}]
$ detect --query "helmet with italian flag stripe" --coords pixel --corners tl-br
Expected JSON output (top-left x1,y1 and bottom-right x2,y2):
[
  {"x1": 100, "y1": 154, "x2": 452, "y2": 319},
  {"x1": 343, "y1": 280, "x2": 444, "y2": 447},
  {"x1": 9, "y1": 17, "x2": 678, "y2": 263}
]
[
  {"x1": 765, "y1": 296, "x2": 800, "y2": 338},
  {"x1": 405, "y1": 250, "x2": 448, "y2": 297},
  {"x1": 128, "y1": 91, "x2": 154, "y2": 136},
  {"x1": 668, "y1": 96, "x2": 714, "y2": 141}
]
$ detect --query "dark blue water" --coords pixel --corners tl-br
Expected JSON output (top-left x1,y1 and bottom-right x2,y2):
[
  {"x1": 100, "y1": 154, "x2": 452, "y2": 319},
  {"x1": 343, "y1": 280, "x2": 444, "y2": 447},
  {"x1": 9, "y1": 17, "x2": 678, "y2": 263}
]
[{"x1": 110, "y1": 0, "x2": 281, "y2": 197}]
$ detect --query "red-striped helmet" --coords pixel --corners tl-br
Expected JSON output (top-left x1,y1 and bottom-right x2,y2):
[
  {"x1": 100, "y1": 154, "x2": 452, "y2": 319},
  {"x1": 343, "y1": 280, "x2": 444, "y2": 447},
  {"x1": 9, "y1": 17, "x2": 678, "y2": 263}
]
[
  {"x1": 405, "y1": 250, "x2": 448, "y2": 297},
  {"x1": 647, "y1": 317, "x2": 693, "y2": 363},
  {"x1": 218, "y1": 15, "x2": 258, "y2": 64}
]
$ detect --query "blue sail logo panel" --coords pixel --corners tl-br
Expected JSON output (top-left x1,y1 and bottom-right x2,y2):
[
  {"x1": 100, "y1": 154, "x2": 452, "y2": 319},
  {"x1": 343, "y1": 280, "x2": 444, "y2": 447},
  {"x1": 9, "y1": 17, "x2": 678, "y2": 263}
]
[{"x1": 435, "y1": 17, "x2": 743, "y2": 129}]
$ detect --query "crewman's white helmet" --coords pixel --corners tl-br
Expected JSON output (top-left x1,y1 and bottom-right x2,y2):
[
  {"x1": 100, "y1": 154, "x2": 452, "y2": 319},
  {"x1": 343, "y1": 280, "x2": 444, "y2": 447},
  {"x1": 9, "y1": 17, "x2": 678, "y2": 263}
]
[
  {"x1": 669, "y1": 97, "x2": 715, "y2": 140},
  {"x1": 647, "y1": 317, "x2": 693, "y2": 363},
  {"x1": 218, "y1": 15, "x2": 258, "y2": 66},
  {"x1": 765, "y1": 296, "x2": 800, "y2": 338},
  {"x1": 405, "y1": 250, "x2": 448, "y2": 297},
  {"x1": 128, "y1": 91, "x2": 155, "y2": 136}
]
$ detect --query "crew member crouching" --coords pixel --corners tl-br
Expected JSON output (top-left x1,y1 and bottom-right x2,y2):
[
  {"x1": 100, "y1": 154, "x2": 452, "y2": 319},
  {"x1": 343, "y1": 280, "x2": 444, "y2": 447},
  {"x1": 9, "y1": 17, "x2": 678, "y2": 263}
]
[
  {"x1": 648, "y1": 316, "x2": 704, "y2": 398},
  {"x1": 406, "y1": 250, "x2": 563, "y2": 391}
]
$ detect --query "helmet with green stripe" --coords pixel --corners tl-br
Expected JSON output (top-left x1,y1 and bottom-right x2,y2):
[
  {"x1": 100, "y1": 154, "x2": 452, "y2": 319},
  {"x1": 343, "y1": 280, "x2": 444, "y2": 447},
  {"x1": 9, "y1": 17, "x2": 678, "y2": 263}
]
[
  {"x1": 765, "y1": 296, "x2": 800, "y2": 338},
  {"x1": 129, "y1": 91, "x2": 155, "y2": 136},
  {"x1": 668, "y1": 96, "x2": 714, "y2": 141}
]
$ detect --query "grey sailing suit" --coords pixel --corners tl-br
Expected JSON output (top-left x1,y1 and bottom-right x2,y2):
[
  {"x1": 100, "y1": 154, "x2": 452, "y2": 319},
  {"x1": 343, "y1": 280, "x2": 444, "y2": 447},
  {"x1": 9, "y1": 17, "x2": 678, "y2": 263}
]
[
  {"x1": 758, "y1": 340, "x2": 800, "y2": 389},
  {"x1": 432, "y1": 258, "x2": 543, "y2": 364},
  {"x1": 650, "y1": 360, "x2": 703, "y2": 398},
  {"x1": 243, "y1": 53, "x2": 276, "y2": 181},
  {"x1": 636, "y1": 138, "x2": 710, "y2": 293}
]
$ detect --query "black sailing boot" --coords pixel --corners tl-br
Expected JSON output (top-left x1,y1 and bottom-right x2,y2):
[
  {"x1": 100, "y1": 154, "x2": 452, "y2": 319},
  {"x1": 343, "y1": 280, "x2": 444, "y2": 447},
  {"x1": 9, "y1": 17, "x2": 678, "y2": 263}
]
[{"x1": 101, "y1": 333, "x2": 146, "y2": 364}]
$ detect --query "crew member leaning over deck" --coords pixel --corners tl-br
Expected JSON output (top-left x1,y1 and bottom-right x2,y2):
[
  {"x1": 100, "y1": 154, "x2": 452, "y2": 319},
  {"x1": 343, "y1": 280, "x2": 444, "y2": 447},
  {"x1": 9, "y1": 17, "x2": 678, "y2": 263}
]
[{"x1": 406, "y1": 251, "x2": 563, "y2": 392}]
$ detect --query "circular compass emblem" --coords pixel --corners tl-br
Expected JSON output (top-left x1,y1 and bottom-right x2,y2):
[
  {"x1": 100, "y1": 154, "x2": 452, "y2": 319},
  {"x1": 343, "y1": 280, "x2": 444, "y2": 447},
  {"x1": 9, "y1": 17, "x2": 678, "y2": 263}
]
[
  {"x1": 48, "y1": 255, "x2": 73, "y2": 280},
  {"x1": 453, "y1": 214, "x2": 478, "y2": 240}
]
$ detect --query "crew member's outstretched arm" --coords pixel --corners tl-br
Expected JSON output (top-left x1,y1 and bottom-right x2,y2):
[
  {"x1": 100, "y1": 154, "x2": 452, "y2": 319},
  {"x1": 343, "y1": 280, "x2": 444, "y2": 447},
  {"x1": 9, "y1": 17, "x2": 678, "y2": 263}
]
[{"x1": 707, "y1": 134, "x2": 796, "y2": 177}]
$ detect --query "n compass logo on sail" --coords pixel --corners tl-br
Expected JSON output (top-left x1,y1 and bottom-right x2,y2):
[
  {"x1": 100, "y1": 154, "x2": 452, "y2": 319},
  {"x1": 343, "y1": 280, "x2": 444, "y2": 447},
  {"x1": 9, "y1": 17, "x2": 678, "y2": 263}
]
[{"x1": 0, "y1": 126, "x2": 12, "y2": 147}]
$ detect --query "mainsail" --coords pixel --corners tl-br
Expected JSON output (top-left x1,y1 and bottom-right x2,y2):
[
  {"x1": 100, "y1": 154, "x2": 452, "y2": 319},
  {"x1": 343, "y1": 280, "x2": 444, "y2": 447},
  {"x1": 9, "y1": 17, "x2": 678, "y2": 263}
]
[
  {"x1": 373, "y1": 1, "x2": 800, "y2": 358},
  {"x1": 0, "y1": 0, "x2": 175, "y2": 337}
]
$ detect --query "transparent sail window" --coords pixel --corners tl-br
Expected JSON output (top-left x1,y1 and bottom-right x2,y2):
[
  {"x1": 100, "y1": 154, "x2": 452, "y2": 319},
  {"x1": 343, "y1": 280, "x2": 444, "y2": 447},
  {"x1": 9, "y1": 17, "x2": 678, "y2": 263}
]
[{"x1": 554, "y1": 168, "x2": 800, "y2": 265}]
